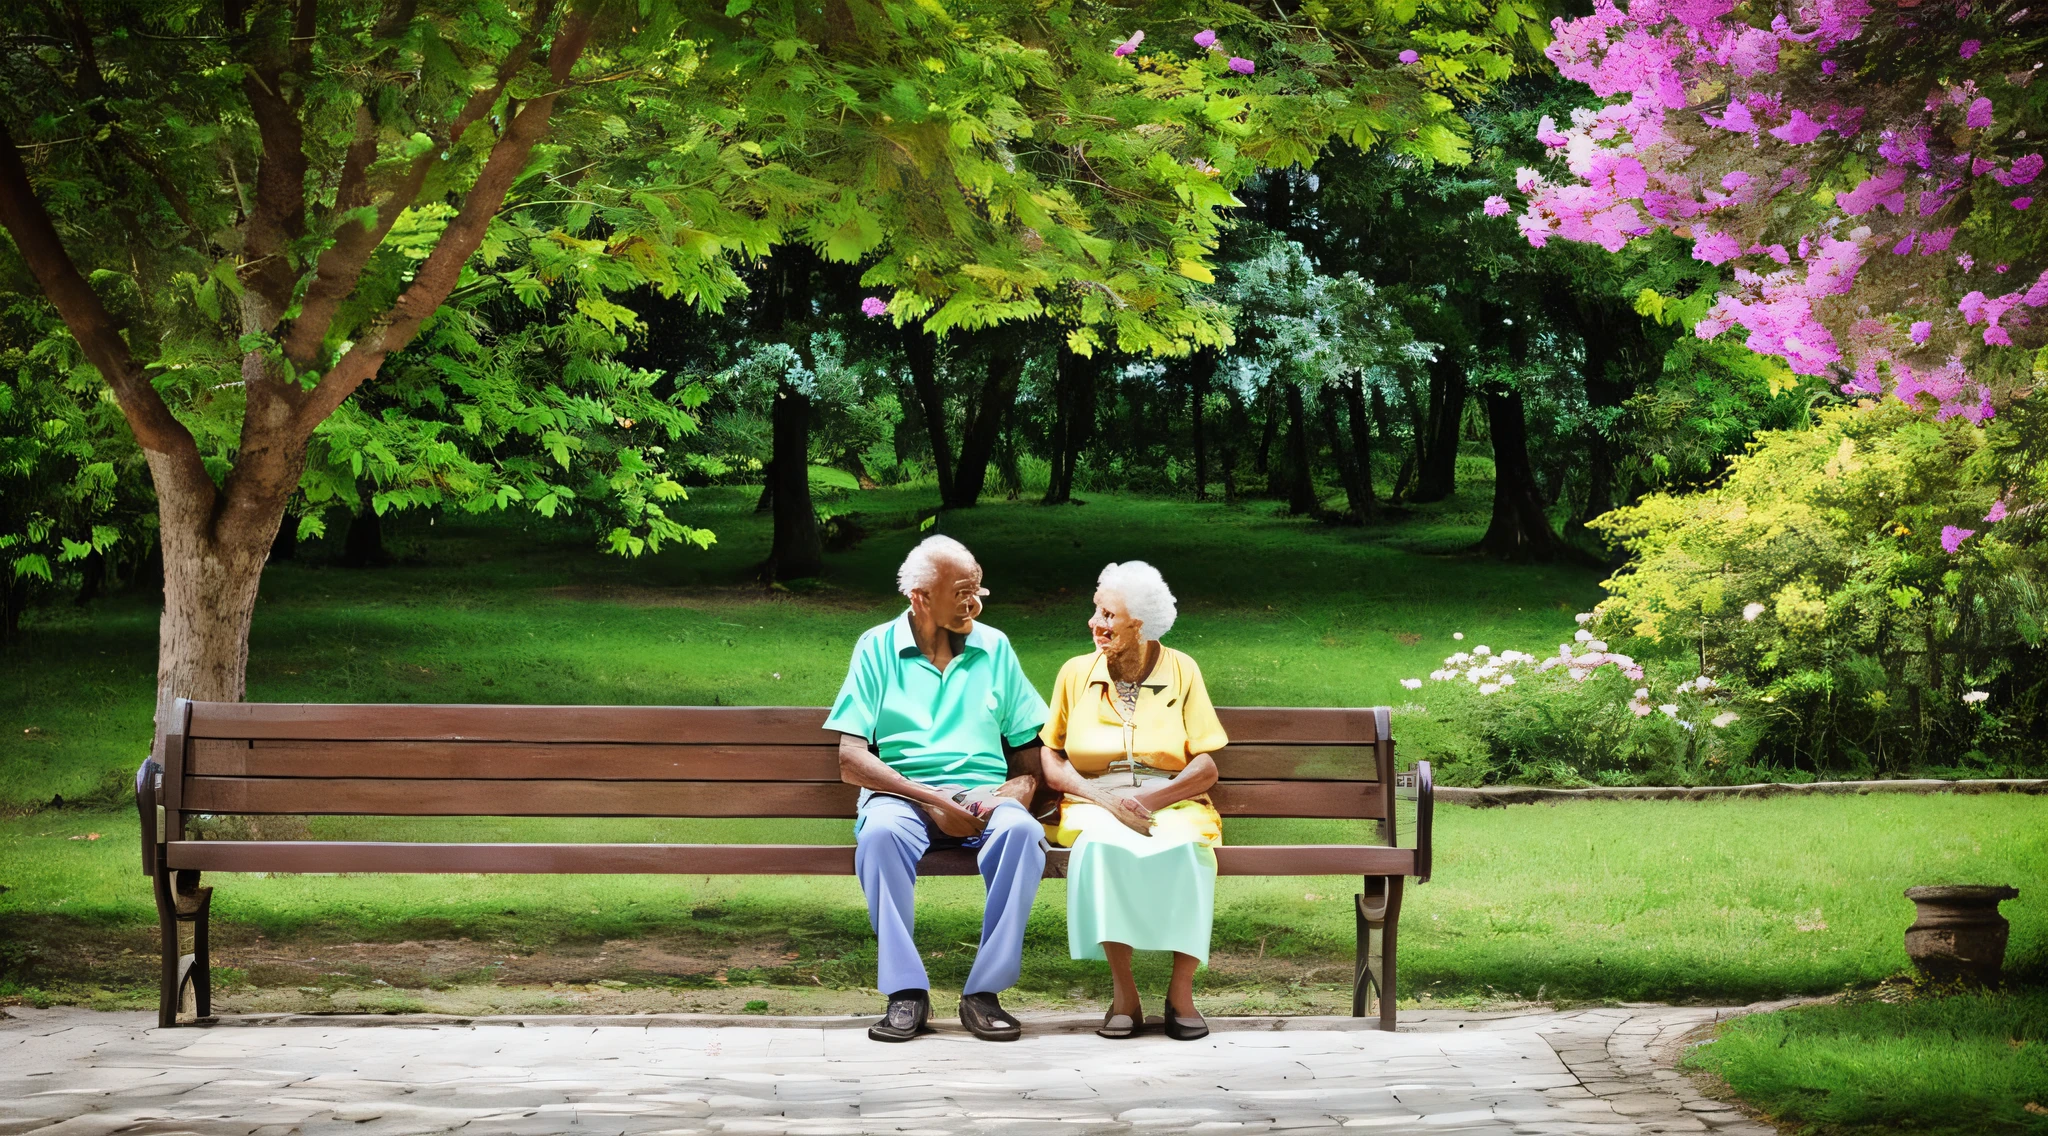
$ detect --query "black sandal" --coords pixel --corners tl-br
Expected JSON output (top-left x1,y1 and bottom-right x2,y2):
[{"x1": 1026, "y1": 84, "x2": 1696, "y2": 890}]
[
  {"x1": 1096, "y1": 1008, "x2": 1139, "y2": 1039},
  {"x1": 1162, "y1": 1000, "x2": 1208, "y2": 1041}
]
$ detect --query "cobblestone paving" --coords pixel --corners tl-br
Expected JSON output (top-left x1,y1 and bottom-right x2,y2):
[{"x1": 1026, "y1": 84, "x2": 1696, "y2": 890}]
[{"x1": 0, "y1": 1005, "x2": 1780, "y2": 1135}]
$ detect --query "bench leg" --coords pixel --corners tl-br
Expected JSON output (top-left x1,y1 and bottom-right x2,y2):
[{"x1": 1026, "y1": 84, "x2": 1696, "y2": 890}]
[
  {"x1": 151, "y1": 868, "x2": 179, "y2": 1029},
  {"x1": 152, "y1": 870, "x2": 213, "y2": 1027},
  {"x1": 1353, "y1": 876, "x2": 1404, "y2": 1030}
]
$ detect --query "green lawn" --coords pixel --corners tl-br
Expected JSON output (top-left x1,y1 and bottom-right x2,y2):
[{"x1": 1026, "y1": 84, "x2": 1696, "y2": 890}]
[
  {"x1": 1687, "y1": 989, "x2": 2048, "y2": 1135},
  {"x1": 0, "y1": 485, "x2": 1596, "y2": 810},
  {"x1": 6, "y1": 794, "x2": 2042, "y2": 1011}
]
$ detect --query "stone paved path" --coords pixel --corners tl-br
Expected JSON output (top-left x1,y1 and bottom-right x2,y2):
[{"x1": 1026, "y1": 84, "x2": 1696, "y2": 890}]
[{"x1": 0, "y1": 1005, "x2": 1780, "y2": 1135}]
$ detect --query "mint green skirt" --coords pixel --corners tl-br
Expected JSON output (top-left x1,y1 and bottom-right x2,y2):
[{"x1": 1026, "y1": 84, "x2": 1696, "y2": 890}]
[{"x1": 1060, "y1": 801, "x2": 1219, "y2": 963}]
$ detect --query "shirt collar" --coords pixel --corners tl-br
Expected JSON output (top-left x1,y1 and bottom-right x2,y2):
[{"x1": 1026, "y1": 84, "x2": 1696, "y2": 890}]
[
  {"x1": 890, "y1": 609, "x2": 995, "y2": 659},
  {"x1": 1086, "y1": 646, "x2": 1170, "y2": 689}
]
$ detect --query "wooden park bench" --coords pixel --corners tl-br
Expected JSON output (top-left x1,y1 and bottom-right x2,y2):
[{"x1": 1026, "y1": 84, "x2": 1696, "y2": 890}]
[{"x1": 136, "y1": 700, "x2": 1433, "y2": 1031}]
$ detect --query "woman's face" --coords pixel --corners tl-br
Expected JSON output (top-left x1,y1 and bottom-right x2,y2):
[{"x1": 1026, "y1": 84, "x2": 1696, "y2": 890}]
[{"x1": 1089, "y1": 588, "x2": 1144, "y2": 654}]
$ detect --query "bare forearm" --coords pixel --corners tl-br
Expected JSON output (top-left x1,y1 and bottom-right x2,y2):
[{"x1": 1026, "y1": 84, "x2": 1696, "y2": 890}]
[
  {"x1": 837, "y1": 737, "x2": 949, "y2": 806},
  {"x1": 1139, "y1": 754, "x2": 1219, "y2": 809}
]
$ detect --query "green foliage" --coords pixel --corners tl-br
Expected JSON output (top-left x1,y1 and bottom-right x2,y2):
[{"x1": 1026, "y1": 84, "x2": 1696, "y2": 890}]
[
  {"x1": 0, "y1": 297, "x2": 151, "y2": 625},
  {"x1": 1687, "y1": 989, "x2": 2048, "y2": 1136},
  {"x1": 1591, "y1": 401, "x2": 2048, "y2": 776}
]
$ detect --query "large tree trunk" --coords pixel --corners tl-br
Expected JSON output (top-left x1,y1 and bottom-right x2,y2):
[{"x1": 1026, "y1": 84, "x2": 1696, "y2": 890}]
[
  {"x1": 1345, "y1": 380, "x2": 1378, "y2": 520},
  {"x1": 1322, "y1": 384, "x2": 1374, "y2": 522},
  {"x1": 767, "y1": 384, "x2": 823, "y2": 579},
  {"x1": 947, "y1": 340, "x2": 1024, "y2": 508},
  {"x1": 1284, "y1": 383, "x2": 1316, "y2": 515},
  {"x1": 903, "y1": 327, "x2": 954, "y2": 505},
  {"x1": 1188, "y1": 349, "x2": 1213, "y2": 500},
  {"x1": 1410, "y1": 353, "x2": 1466, "y2": 503},
  {"x1": 1474, "y1": 388, "x2": 1562, "y2": 562},
  {"x1": 1044, "y1": 344, "x2": 1097, "y2": 504}
]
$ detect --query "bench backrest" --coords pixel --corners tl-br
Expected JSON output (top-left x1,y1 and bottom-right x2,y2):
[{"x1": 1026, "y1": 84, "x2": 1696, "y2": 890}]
[{"x1": 155, "y1": 700, "x2": 1395, "y2": 833}]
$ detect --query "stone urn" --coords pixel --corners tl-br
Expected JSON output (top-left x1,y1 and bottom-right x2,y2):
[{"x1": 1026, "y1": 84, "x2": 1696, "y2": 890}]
[{"x1": 1904, "y1": 885, "x2": 2019, "y2": 985}]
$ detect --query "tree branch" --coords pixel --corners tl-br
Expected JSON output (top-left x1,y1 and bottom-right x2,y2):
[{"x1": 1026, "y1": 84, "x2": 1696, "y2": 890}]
[
  {"x1": 237, "y1": 4, "x2": 311, "y2": 326},
  {"x1": 280, "y1": 0, "x2": 562, "y2": 367},
  {"x1": 0, "y1": 117, "x2": 209, "y2": 485},
  {"x1": 294, "y1": 1, "x2": 597, "y2": 432}
]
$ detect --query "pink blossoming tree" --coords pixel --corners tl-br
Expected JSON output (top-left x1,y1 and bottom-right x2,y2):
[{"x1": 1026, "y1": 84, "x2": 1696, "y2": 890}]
[{"x1": 1505, "y1": 0, "x2": 2047, "y2": 430}]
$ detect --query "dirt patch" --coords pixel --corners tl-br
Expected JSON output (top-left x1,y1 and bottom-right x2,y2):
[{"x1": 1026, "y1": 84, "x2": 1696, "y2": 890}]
[{"x1": 226, "y1": 935, "x2": 793, "y2": 989}]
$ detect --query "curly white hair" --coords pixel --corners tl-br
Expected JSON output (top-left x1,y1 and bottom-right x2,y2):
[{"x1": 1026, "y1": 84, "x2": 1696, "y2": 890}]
[
  {"x1": 897, "y1": 535, "x2": 977, "y2": 598},
  {"x1": 1097, "y1": 560, "x2": 1176, "y2": 640}
]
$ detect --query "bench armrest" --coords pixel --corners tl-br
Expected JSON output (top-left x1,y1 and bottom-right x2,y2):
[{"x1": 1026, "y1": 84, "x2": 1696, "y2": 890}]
[{"x1": 136, "y1": 758, "x2": 161, "y2": 878}]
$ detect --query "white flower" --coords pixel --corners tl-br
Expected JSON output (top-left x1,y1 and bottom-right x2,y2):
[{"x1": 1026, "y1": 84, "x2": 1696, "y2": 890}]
[
  {"x1": 1587, "y1": 640, "x2": 1608, "y2": 652},
  {"x1": 1448, "y1": 652, "x2": 1472, "y2": 665},
  {"x1": 1962, "y1": 690, "x2": 1990, "y2": 705},
  {"x1": 1569, "y1": 668, "x2": 1590, "y2": 682},
  {"x1": 1453, "y1": 632, "x2": 1465, "y2": 640},
  {"x1": 1575, "y1": 629, "x2": 1593, "y2": 643},
  {"x1": 1478, "y1": 683, "x2": 1501, "y2": 695},
  {"x1": 1743, "y1": 602, "x2": 1766, "y2": 621},
  {"x1": 1575, "y1": 612, "x2": 1593, "y2": 625},
  {"x1": 1659, "y1": 704, "x2": 1679, "y2": 717},
  {"x1": 1608, "y1": 654, "x2": 1633, "y2": 668},
  {"x1": 1401, "y1": 678, "x2": 1424, "y2": 690},
  {"x1": 1710, "y1": 711, "x2": 1740, "y2": 728},
  {"x1": 1474, "y1": 645, "x2": 1492, "y2": 656},
  {"x1": 1499, "y1": 674, "x2": 1516, "y2": 687},
  {"x1": 1634, "y1": 687, "x2": 1649, "y2": 699},
  {"x1": 1429, "y1": 669, "x2": 1452, "y2": 682}
]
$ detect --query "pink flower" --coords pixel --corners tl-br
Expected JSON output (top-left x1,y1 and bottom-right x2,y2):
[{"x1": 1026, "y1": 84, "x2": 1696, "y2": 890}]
[
  {"x1": 1113, "y1": 30, "x2": 1144, "y2": 57},
  {"x1": 1958, "y1": 253, "x2": 1976, "y2": 271},
  {"x1": 1769, "y1": 109, "x2": 1829, "y2": 144},
  {"x1": 1515, "y1": 167, "x2": 1542, "y2": 193},
  {"x1": 1483, "y1": 195, "x2": 1511, "y2": 216},
  {"x1": 2017, "y1": 197, "x2": 2034, "y2": 210},
  {"x1": 1910, "y1": 320, "x2": 1932, "y2": 343},
  {"x1": 1227, "y1": 56, "x2": 1255, "y2": 74},
  {"x1": 1537, "y1": 115, "x2": 1569, "y2": 148},
  {"x1": 1995, "y1": 155, "x2": 2044, "y2": 186},
  {"x1": 1967, "y1": 97, "x2": 1995, "y2": 129},
  {"x1": 1837, "y1": 167, "x2": 1907, "y2": 216},
  {"x1": 1587, "y1": 152, "x2": 1649, "y2": 199},
  {"x1": 1193, "y1": 29, "x2": 1218, "y2": 49},
  {"x1": 860, "y1": 297, "x2": 887, "y2": 318},
  {"x1": 1960, "y1": 39, "x2": 1982, "y2": 58},
  {"x1": 1822, "y1": 59, "x2": 1838, "y2": 75},
  {"x1": 1692, "y1": 230, "x2": 1743, "y2": 264},
  {"x1": 1941, "y1": 525, "x2": 1975, "y2": 553},
  {"x1": 1398, "y1": 49, "x2": 1420, "y2": 64},
  {"x1": 1985, "y1": 499, "x2": 2009, "y2": 524}
]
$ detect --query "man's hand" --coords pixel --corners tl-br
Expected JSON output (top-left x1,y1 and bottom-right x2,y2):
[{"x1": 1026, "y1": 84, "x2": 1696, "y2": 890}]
[
  {"x1": 923, "y1": 797, "x2": 986, "y2": 838},
  {"x1": 993, "y1": 774, "x2": 1037, "y2": 809}
]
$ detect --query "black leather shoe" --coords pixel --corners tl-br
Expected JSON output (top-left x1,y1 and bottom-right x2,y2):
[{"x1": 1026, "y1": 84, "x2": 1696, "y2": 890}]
[
  {"x1": 867, "y1": 989, "x2": 931, "y2": 1042},
  {"x1": 958, "y1": 991, "x2": 1023, "y2": 1041}
]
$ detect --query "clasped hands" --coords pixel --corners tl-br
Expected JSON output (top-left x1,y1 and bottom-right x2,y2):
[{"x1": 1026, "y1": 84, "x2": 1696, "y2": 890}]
[{"x1": 920, "y1": 773, "x2": 1038, "y2": 839}]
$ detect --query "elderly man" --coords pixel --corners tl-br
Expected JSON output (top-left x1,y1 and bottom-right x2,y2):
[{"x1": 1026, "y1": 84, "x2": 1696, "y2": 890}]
[{"x1": 824, "y1": 534, "x2": 1048, "y2": 1042}]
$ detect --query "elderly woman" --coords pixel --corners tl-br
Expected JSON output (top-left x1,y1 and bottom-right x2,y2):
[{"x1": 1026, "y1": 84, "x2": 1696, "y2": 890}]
[{"x1": 1038, "y1": 561, "x2": 1227, "y2": 1040}]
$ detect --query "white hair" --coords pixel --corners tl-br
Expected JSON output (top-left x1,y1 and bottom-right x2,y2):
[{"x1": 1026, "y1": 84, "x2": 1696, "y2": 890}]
[
  {"x1": 1097, "y1": 560, "x2": 1176, "y2": 640},
  {"x1": 897, "y1": 535, "x2": 977, "y2": 598}
]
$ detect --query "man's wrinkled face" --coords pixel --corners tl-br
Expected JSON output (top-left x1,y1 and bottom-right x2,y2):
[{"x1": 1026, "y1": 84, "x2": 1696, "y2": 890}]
[{"x1": 915, "y1": 557, "x2": 987, "y2": 635}]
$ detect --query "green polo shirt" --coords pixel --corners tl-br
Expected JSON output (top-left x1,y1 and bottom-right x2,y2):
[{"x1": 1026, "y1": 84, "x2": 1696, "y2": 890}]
[{"x1": 823, "y1": 611, "x2": 1048, "y2": 788}]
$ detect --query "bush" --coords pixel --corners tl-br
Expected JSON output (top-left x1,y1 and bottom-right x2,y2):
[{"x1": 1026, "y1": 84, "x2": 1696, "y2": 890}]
[{"x1": 1589, "y1": 400, "x2": 2047, "y2": 778}]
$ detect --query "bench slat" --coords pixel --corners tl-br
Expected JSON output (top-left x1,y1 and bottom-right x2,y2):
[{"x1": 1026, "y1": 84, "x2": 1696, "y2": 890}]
[
  {"x1": 183, "y1": 703, "x2": 1382, "y2": 746},
  {"x1": 188, "y1": 740, "x2": 1378, "y2": 782},
  {"x1": 162, "y1": 841, "x2": 1416, "y2": 877},
  {"x1": 179, "y1": 777, "x2": 1386, "y2": 819}
]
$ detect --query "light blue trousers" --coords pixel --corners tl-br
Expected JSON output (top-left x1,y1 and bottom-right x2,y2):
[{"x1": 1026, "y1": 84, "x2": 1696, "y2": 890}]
[{"x1": 854, "y1": 793, "x2": 1046, "y2": 996}]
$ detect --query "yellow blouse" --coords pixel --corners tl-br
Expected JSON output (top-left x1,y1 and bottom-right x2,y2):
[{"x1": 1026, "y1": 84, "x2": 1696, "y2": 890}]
[{"x1": 1039, "y1": 646, "x2": 1229, "y2": 774}]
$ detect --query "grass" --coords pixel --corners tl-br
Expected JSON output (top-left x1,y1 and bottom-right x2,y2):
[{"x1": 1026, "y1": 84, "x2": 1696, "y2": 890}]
[
  {"x1": 1686, "y1": 988, "x2": 2048, "y2": 1135},
  {"x1": 5, "y1": 793, "x2": 2042, "y2": 1011},
  {"x1": 2, "y1": 484, "x2": 2042, "y2": 1019},
  {"x1": 0, "y1": 484, "x2": 1597, "y2": 810}
]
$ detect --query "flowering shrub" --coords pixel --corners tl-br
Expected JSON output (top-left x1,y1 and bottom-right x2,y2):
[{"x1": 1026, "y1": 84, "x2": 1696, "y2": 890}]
[
  {"x1": 1588, "y1": 399, "x2": 2048, "y2": 776},
  {"x1": 1406, "y1": 632, "x2": 1768, "y2": 785}
]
